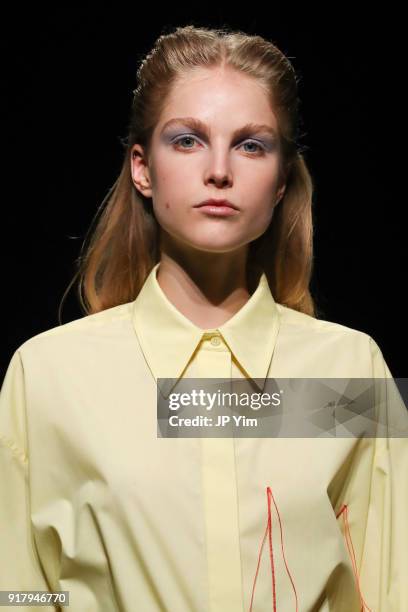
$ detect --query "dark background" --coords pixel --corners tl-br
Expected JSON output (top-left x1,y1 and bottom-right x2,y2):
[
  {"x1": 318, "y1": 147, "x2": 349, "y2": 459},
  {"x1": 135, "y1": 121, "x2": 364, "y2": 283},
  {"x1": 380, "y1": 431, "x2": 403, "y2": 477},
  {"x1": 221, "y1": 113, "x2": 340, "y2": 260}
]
[{"x1": 1, "y1": 6, "x2": 405, "y2": 380}]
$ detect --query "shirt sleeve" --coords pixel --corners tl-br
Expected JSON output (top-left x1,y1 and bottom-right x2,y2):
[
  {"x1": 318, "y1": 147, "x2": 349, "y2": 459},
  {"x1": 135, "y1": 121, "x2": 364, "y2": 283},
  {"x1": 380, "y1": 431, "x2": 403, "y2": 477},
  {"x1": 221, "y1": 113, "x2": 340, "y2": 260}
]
[
  {"x1": 357, "y1": 337, "x2": 408, "y2": 611},
  {"x1": 0, "y1": 349, "x2": 58, "y2": 611}
]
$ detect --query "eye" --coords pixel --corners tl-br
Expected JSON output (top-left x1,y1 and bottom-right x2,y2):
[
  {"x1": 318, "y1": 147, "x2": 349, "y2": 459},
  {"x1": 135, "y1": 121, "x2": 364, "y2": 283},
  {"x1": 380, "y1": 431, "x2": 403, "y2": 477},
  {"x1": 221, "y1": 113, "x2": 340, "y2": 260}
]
[
  {"x1": 172, "y1": 134, "x2": 267, "y2": 155},
  {"x1": 172, "y1": 135, "x2": 197, "y2": 149},
  {"x1": 241, "y1": 140, "x2": 265, "y2": 154}
]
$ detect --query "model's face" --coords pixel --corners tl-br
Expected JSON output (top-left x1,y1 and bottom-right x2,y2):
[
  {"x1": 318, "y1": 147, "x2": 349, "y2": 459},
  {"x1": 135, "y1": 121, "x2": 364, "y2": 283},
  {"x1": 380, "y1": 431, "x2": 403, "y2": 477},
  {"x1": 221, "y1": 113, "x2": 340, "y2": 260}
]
[{"x1": 131, "y1": 67, "x2": 287, "y2": 255}]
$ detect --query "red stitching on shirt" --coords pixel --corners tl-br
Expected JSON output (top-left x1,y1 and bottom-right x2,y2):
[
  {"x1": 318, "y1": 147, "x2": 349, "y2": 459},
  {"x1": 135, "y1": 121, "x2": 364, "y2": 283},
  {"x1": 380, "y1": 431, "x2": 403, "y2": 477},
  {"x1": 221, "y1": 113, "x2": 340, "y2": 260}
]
[
  {"x1": 336, "y1": 504, "x2": 373, "y2": 612},
  {"x1": 249, "y1": 486, "x2": 298, "y2": 612}
]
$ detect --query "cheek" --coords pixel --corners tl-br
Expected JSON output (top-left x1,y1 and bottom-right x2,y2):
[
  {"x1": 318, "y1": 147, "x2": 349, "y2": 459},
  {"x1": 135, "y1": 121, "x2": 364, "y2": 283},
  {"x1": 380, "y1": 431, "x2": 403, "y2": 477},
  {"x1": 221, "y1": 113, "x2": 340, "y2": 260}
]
[
  {"x1": 152, "y1": 199, "x2": 185, "y2": 231},
  {"x1": 249, "y1": 193, "x2": 275, "y2": 220},
  {"x1": 244, "y1": 202, "x2": 276, "y2": 239},
  {"x1": 158, "y1": 200, "x2": 181, "y2": 215}
]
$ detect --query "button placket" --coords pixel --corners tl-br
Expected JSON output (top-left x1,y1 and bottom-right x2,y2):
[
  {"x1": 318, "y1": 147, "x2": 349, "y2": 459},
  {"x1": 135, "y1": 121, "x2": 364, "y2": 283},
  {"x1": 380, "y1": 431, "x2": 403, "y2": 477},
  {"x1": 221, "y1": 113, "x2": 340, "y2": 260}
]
[{"x1": 198, "y1": 348, "x2": 244, "y2": 611}]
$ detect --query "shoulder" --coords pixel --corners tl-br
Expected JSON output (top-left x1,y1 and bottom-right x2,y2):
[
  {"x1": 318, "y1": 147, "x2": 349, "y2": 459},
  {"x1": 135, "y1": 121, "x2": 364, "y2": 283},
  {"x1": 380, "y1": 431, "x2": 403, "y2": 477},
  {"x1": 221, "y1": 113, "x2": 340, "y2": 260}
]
[
  {"x1": 276, "y1": 302, "x2": 370, "y2": 338},
  {"x1": 15, "y1": 302, "x2": 135, "y2": 362},
  {"x1": 275, "y1": 303, "x2": 386, "y2": 376}
]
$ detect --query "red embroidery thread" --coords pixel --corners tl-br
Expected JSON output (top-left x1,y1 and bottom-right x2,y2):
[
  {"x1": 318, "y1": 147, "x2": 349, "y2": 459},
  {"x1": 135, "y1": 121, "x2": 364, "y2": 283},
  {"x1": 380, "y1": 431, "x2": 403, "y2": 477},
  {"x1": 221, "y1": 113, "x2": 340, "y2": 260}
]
[
  {"x1": 249, "y1": 486, "x2": 298, "y2": 612},
  {"x1": 336, "y1": 504, "x2": 373, "y2": 612}
]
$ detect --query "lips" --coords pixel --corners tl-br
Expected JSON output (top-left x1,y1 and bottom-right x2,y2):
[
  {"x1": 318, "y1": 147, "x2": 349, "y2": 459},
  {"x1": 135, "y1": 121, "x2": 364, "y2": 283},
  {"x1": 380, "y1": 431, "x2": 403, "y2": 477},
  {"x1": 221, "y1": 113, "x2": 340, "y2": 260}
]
[{"x1": 194, "y1": 199, "x2": 239, "y2": 210}]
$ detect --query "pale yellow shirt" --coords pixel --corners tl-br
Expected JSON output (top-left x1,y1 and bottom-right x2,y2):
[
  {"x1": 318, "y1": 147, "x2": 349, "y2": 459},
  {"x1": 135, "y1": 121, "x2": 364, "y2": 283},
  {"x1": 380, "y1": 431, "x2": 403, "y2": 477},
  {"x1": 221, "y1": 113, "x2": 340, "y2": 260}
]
[{"x1": 1, "y1": 262, "x2": 407, "y2": 611}]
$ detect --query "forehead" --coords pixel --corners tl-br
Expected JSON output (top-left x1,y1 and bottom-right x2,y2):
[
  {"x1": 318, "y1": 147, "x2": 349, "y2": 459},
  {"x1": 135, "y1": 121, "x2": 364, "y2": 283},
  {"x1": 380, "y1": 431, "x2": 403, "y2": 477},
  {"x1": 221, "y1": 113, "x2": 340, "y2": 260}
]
[{"x1": 156, "y1": 66, "x2": 277, "y2": 131}]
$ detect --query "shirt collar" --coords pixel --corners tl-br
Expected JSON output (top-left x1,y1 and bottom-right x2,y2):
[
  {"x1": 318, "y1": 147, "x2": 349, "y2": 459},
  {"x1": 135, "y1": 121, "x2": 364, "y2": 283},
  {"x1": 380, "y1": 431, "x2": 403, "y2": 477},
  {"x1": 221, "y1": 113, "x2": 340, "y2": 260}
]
[{"x1": 132, "y1": 262, "x2": 281, "y2": 393}]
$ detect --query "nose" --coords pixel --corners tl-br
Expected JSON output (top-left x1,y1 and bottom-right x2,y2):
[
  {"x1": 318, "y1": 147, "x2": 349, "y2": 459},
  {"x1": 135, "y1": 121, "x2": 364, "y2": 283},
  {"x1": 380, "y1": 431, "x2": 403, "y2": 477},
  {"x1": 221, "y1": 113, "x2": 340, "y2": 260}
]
[{"x1": 204, "y1": 148, "x2": 233, "y2": 188}]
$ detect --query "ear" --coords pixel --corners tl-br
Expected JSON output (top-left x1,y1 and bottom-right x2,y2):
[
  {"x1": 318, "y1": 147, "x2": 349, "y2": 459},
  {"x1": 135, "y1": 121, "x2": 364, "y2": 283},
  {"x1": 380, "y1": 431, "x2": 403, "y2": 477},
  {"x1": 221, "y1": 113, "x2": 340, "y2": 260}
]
[
  {"x1": 275, "y1": 161, "x2": 291, "y2": 204},
  {"x1": 275, "y1": 183, "x2": 287, "y2": 205},
  {"x1": 130, "y1": 144, "x2": 153, "y2": 198}
]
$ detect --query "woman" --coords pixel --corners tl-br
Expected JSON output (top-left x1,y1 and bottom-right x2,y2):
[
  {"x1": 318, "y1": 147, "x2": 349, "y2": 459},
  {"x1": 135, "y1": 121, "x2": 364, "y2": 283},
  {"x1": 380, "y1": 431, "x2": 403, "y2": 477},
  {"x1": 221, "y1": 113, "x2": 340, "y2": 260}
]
[{"x1": 1, "y1": 25, "x2": 407, "y2": 612}]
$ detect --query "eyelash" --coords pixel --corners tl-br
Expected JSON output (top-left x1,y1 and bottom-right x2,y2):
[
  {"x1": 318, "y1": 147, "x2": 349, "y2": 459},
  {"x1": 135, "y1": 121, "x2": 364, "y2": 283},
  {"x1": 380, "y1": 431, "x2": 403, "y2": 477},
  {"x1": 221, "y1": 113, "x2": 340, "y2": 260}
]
[{"x1": 171, "y1": 134, "x2": 268, "y2": 155}]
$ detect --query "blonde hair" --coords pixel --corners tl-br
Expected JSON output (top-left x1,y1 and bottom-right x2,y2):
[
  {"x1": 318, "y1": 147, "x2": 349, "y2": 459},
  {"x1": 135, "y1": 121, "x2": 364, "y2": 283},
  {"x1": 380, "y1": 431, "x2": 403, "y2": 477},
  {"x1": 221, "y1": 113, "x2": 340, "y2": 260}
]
[{"x1": 59, "y1": 24, "x2": 320, "y2": 323}]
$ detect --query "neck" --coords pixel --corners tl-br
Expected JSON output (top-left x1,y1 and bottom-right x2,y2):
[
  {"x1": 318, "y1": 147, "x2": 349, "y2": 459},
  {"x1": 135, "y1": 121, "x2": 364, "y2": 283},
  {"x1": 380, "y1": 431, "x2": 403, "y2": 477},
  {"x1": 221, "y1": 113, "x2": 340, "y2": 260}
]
[{"x1": 156, "y1": 237, "x2": 262, "y2": 330}]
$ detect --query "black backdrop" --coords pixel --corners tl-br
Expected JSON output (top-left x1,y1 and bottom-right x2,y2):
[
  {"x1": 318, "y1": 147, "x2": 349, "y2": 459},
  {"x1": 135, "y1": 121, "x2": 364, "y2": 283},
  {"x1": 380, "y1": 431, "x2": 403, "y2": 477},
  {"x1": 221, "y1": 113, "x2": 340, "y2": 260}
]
[{"x1": 2, "y1": 5, "x2": 405, "y2": 380}]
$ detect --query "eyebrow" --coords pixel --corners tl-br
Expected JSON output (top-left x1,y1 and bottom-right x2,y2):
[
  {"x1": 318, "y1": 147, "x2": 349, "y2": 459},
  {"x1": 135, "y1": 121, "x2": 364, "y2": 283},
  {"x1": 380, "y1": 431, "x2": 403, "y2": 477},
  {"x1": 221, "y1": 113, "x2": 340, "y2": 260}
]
[{"x1": 160, "y1": 117, "x2": 277, "y2": 139}]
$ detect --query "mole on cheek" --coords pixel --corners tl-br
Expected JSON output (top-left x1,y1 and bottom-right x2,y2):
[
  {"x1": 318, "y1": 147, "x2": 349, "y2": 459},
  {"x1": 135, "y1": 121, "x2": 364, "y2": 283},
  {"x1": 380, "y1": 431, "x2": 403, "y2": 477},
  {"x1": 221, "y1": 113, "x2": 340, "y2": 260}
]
[{"x1": 165, "y1": 202, "x2": 170, "y2": 209}]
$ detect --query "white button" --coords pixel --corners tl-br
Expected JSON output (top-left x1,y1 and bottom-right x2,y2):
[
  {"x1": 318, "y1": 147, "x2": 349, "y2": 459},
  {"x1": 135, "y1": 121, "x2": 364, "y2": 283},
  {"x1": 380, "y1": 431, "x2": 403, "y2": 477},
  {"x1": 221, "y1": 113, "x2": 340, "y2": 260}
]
[{"x1": 210, "y1": 336, "x2": 221, "y2": 346}]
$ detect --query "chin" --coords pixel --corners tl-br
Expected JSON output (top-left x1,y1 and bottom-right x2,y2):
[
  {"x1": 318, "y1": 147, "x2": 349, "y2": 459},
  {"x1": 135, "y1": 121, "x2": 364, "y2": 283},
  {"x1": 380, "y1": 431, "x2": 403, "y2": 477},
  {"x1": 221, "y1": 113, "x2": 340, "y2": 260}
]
[
  {"x1": 163, "y1": 225, "x2": 249, "y2": 254},
  {"x1": 183, "y1": 229, "x2": 244, "y2": 249},
  {"x1": 187, "y1": 240, "x2": 247, "y2": 254}
]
